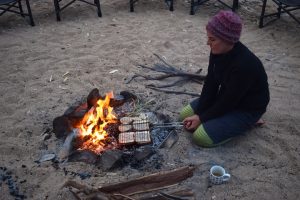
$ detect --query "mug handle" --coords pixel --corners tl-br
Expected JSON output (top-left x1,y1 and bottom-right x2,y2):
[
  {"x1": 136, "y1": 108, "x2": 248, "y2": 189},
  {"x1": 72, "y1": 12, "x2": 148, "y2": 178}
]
[{"x1": 223, "y1": 173, "x2": 231, "y2": 182}]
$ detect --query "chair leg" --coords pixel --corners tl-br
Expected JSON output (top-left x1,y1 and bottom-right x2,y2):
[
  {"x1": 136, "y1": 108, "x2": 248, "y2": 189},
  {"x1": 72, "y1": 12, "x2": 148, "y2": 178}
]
[
  {"x1": 130, "y1": 0, "x2": 134, "y2": 12},
  {"x1": 25, "y1": 0, "x2": 34, "y2": 26},
  {"x1": 53, "y1": 0, "x2": 61, "y2": 21},
  {"x1": 169, "y1": 0, "x2": 174, "y2": 11},
  {"x1": 277, "y1": 2, "x2": 282, "y2": 18},
  {"x1": 94, "y1": 0, "x2": 102, "y2": 17},
  {"x1": 259, "y1": 0, "x2": 267, "y2": 28},
  {"x1": 232, "y1": 0, "x2": 239, "y2": 12},
  {"x1": 190, "y1": 0, "x2": 195, "y2": 15},
  {"x1": 18, "y1": 0, "x2": 24, "y2": 17}
]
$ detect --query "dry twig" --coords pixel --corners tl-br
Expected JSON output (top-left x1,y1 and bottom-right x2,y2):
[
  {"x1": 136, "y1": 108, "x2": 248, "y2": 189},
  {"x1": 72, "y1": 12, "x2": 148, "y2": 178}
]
[{"x1": 126, "y1": 54, "x2": 205, "y2": 96}]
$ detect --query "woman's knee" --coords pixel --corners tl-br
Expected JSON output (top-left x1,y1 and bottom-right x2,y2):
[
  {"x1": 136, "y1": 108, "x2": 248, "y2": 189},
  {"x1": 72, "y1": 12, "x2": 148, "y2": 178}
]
[
  {"x1": 192, "y1": 125, "x2": 214, "y2": 147},
  {"x1": 179, "y1": 104, "x2": 194, "y2": 121},
  {"x1": 192, "y1": 125, "x2": 232, "y2": 147}
]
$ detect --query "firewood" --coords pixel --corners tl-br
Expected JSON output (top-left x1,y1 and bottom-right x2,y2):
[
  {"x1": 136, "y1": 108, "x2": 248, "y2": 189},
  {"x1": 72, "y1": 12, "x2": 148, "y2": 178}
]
[
  {"x1": 62, "y1": 166, "x2": 195, "y2": 200},
  {"x1": 98, "y1": 166, "x2": 195, "y2": 195},
  {"x1": 126, "y1": 54, "x2": 205, "y2": 96}
]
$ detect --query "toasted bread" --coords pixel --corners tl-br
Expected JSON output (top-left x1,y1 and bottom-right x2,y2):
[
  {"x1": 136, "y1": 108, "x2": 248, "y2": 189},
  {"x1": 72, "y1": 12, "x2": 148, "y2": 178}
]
[
  {"x1": 118, "y1": 124, "x2": 132, "y2": 132},
  {"x1": 118, "y1": 132, "x2": 135, "y2": 144},
  {"x1": 135, "y1": 131, "x2": 151, "y2": 144}
]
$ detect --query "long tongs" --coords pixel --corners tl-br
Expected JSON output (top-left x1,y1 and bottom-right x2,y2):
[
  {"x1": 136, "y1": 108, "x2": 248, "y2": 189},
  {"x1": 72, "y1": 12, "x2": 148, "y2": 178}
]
[{"x1": 151, "y1": 122, "x2": 184, "y2": 129}]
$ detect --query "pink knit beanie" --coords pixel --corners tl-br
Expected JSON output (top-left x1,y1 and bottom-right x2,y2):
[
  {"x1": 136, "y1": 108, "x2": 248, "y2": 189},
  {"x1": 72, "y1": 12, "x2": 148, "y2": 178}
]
[{"x1": 206, "y1": 10, "x2": 242, "y2": 44}]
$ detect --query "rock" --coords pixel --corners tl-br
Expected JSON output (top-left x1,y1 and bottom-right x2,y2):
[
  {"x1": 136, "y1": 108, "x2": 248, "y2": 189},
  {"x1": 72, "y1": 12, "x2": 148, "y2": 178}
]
[
  {"x1": 110, "y1": 94, "x2": 125, "y2": 107},
  {"x1": 120, "y1": 91, "x2": 137, "y2": 102},
  {"x1": 159, "y1": 130, "x2": 178, "y2": 149},
  {"x1": 98, "y1": 150, "x2": 123, "y2": 170},
  {"x1": 68, "y1": 150, "x2": 98, "y2": 164},
  {"x1": 64, "y1": 103, "x2": 87, "y2": 118},
  {"x1": 53, "y1": 116, "x2": 72, "y2": 139},
  {"x1": 42, "y1": 133, "x2": 51, "y2": 141},
  {"x1": 87, "y1": 88, "x2": 101, "y2": 109},
  {"x1": 39, "y1": 153, "x2": 56, "y2": 163},
  {"x1": 58, "y1": 129, "x2": 80, "y2": 161},
  {"x1": 133, "y1": 146, "x2": 155, "y2": 161}
]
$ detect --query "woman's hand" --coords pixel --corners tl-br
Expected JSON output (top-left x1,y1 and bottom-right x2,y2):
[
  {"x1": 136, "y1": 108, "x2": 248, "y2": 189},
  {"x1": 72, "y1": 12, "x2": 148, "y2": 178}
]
[{"x1": 183, "y1": 115, "x2": 201, "y2": 131}]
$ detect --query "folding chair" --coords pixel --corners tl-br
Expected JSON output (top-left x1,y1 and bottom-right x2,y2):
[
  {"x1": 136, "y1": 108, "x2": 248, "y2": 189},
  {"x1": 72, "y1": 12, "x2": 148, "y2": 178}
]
[
  {"x1": 129, "y1": 0, "x2": 174, "y2": 12},
  {"x1": 53, "y1": 0, "x2": 102, "y2": 21},
  {"x1": 190, "y1": 0, "x2": 239, "y2": 15},
  {"x1": 0, "y1": 0, "x2": 34, "y2": 26},
  {"x1": 259, "y1": 0, "x2": 300, "y2": 28}
]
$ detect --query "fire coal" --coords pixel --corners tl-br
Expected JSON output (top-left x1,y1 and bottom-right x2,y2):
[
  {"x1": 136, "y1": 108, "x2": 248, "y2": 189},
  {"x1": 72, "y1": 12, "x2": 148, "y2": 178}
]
[{"x1": 53, "y1": 88, "x2": 178, "y2": 170}]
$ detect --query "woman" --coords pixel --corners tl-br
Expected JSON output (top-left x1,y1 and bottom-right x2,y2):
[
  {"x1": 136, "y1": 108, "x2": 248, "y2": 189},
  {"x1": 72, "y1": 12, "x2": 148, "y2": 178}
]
[{"x1": 180, "y1": 10, "x2": 270, "y2": 147}]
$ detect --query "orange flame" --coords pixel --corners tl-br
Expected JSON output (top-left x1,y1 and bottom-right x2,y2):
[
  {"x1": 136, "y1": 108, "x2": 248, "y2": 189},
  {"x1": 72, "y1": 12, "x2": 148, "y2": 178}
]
[{"x1": 79, "y1": 92, "x2": 117, "y2": 154}]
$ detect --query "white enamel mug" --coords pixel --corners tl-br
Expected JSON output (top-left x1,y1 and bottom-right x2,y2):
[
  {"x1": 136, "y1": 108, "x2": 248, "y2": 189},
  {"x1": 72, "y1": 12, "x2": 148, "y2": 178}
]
[{"x1": 210, "y1": 165, "x2": 231, "y2": 185}]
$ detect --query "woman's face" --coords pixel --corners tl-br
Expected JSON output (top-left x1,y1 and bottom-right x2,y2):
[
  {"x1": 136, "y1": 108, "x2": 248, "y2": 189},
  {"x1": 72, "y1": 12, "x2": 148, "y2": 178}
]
[{"x1": 206, "y1": 30, "x2": 233, "y2": 55}]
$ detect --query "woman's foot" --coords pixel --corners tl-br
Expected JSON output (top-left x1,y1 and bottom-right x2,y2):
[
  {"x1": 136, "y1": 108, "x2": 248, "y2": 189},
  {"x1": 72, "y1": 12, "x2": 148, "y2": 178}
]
[{"x1": 255, "y1": 119, "x2": 265, "y2": 126}]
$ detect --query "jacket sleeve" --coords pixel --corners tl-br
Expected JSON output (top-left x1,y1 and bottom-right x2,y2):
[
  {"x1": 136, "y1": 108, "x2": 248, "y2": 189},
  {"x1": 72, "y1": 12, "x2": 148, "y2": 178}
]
[
  {"x1": 194, "y1": 61, "x2": 219, "y2": 116},
  {"x1": 199, "y1": 66, "x2": 255, "y2": 122}
]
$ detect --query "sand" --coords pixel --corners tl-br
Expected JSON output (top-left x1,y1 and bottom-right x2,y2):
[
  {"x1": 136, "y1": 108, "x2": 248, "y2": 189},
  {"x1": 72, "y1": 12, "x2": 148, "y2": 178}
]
[{"x1": 0, "y1": 0, "x2": 299, "y2": 199}]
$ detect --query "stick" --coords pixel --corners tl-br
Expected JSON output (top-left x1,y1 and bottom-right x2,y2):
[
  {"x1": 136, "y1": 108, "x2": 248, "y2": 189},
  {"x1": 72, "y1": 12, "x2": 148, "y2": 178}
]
[
  {"x1": 98, "y1": 166, "x2": 195, "y2": 195},
  {"x1": 69, "y1": 189, "x2": 82, "y2": 200},
  {"x1": 112, "y1": 193, "x2": 137, "y2": 200},
  {"x1": 128, "y1": 184, "x2": 179, "y2": 196},
  {"x1": 146, "y1": 78, "x2": 189, "y2": 88},
  {"x1": 138, "y1": 64, "x2": 205, "y2": 80},
  {"x1": 153, "y1": 53, "x2": 177, "y2": 69},
  {"x1": 158, "y1": 192, "x2": 189, "y2": 200},
  {"x1": 62, "y1": 180, "x2": 98, "y2": 194},
  {"x1": 146, "y1": 86, "x2": 200, "y2": 97},
  {"x1": 138, "y1": 189, "x2": 194, "y2": 200}
]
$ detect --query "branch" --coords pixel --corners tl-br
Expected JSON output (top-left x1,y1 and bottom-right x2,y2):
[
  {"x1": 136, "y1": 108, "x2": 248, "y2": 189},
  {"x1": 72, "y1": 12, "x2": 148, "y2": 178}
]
[
  {"x1": 146, "y1": 78, "x2": 190, "y2": 88},
  {"x1": 153, "y1": 53, "x2": 177, "y2": 70},
  {"x1": 146, "y1": 86, "x2": 200, "y2": 97},
  {"x1": 138, "y1": 64, "x2": 205, "y2": 80}
]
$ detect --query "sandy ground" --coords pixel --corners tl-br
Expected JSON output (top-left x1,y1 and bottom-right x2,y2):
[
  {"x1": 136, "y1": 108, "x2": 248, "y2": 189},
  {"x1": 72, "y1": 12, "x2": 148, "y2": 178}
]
[{"x1": 0, "y1": 0, "x2": 300, "y2": 199}]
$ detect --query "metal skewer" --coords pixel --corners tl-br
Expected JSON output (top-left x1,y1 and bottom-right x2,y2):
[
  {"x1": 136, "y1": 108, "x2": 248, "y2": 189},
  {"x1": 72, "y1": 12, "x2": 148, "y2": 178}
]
[
  {"x1": 120, "y1": 119, "x2": 184, "y2": 129},
  {"x1": 152, "y1": 125, "x2": 184, "y2": 128},
  {"x1": 151, "y1": 122, "x2": 184, "y2": 128}
]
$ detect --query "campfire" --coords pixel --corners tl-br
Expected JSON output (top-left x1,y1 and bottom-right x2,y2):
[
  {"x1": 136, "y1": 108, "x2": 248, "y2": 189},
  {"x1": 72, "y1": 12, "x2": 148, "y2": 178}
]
[
  {"x1": 53, "y1": 88, "x2": 178, "y2": 169},
  {"x1": 77, "y1": 92, "x2": 118, "y2": 154}
]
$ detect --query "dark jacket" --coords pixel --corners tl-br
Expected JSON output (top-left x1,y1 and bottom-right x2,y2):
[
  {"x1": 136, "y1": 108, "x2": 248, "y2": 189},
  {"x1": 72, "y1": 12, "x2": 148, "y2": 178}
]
[{"x1": 195, "y1": 42, "x2": 270, "y2": 122}]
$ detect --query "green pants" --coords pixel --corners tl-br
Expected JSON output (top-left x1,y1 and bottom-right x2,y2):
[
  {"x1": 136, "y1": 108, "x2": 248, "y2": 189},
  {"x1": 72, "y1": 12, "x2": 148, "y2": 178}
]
[{"x1": 179, "y1": 104, "x2": 230, "y2": 147}]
